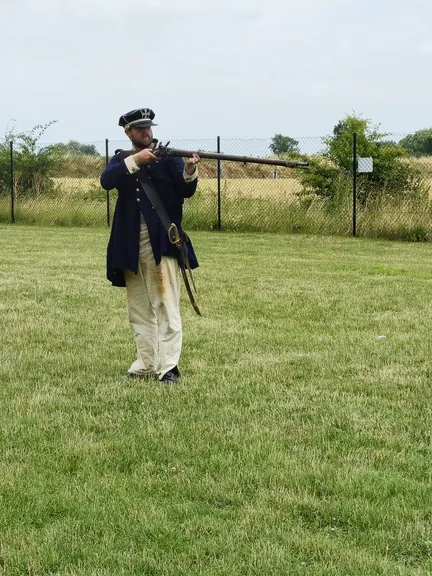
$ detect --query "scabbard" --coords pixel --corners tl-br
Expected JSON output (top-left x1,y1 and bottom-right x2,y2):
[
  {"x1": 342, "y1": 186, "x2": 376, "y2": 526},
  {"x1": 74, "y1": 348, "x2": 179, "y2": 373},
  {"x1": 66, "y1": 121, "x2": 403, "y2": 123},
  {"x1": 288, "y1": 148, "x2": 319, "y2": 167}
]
[
  {"x1": 177, "y1": 242, "x2": 201, "y2": 316},
  {"x1": 179, "y1": 265, "x2": 201, "y2": 316}
]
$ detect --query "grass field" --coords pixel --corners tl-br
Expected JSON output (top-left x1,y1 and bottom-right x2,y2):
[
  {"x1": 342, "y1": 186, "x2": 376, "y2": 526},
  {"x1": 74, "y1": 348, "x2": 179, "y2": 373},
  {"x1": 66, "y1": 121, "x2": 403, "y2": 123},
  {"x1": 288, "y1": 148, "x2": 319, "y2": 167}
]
[{"x1": 1, "y1": 226, "x2": 432, "y2": 575}]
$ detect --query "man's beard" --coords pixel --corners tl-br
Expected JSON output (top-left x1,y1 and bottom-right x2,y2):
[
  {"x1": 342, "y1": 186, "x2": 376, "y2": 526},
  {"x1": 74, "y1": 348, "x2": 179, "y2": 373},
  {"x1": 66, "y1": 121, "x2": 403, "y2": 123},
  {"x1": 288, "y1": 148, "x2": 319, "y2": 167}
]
[{"x1": 131, "y1": 133, "x2": 153, "y2": 151}]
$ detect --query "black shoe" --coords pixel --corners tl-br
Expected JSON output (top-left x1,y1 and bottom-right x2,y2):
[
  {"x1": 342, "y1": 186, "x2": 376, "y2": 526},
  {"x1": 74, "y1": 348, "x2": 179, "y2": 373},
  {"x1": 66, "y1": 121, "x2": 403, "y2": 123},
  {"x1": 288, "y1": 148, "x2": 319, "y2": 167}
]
[{"x1": 161, "y1": 370, "x2": 180, "y2": 384}]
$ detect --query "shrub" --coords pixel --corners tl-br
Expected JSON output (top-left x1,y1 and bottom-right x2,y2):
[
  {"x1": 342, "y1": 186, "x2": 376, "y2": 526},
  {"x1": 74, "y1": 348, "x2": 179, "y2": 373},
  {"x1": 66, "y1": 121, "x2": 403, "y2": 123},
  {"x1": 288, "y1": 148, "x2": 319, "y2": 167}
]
[
  {"x1": 0, "y1": 121, "x2": 59, "y2": 197},
  {"x1": 299, "y1": 114, "x2": 428, "y2": 207}
]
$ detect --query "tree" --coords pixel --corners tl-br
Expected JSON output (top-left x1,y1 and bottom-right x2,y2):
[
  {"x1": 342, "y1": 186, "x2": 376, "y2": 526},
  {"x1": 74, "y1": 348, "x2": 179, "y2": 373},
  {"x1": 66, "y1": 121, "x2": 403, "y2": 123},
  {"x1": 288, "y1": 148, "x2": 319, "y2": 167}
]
[
  {"x1": 269, "y1": 134, "x2": 299, "y2": 155},
  {"x1": 399, "y1": 129, "x2": 432, "y2": 157},
  {"x1": 299, "y1": 114, "x2": 427, "y2": 206},
  {"x1": 332, "y1": 120, "x2": 348, "y2": 138}
]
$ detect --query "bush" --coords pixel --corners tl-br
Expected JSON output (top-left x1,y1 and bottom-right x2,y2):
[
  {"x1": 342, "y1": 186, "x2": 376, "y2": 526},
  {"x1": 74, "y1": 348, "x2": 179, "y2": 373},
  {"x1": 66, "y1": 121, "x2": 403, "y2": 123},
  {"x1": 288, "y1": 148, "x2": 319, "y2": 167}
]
[
  {"x1": 299, "y1": 115, "x2": 428, "y2": 207},
  {"x1": 0, "y1": 121, "x2": 59, "y2": 197}
]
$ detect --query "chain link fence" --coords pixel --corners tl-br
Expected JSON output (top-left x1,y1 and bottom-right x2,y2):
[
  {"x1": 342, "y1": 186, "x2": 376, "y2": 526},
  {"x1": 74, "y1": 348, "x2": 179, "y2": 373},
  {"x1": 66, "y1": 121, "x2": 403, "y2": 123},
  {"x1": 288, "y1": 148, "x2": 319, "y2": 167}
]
[{"x1": 1, "y1": 135, "x2": 431, "y2": 241}]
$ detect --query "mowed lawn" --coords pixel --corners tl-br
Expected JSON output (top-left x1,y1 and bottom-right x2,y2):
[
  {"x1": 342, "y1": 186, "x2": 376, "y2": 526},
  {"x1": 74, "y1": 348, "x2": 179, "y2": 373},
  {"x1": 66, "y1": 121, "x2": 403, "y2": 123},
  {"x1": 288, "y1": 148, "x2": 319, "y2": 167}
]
[{"x1": 0, "y1": 225, "x2": 431, "y2": 576}]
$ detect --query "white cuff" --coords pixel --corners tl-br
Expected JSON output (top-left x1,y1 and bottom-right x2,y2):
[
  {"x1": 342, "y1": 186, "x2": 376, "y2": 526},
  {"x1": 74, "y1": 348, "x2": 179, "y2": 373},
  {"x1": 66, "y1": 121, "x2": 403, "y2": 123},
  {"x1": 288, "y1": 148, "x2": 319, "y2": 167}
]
[
  {"x1": 125, "y1": 155, "x2": 140, "y2": 174},
  {"x1": 183, "y1": 165, "x2": 198, "y2": 182}
]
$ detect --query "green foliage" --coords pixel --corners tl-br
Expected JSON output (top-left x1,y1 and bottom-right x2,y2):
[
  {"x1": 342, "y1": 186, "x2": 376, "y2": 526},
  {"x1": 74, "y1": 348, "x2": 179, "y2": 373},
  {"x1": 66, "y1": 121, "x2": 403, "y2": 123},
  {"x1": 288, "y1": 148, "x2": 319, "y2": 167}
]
[
  {"x1": 297, "y1": 157, "x2": 344, "y2": 201},
  {"x1": 300, "y1": 114, "x2": 428, "y2": 206},
  {"x1": 399, "y1": 129, "x2": 432, "y2": 157},
  {"x1": 379, "y1": 139, "x2": 399, "y2": 148},
  {"x1": 0, "y1": 121, "x2": 59, "y2": 197},
  {"x1": 0, "y1": 141, "x2": 10, "y2": 197},
  {"x1": 269, "y1": 133, "x2": 299, "y2": 155},
  {"x1": 51, "y1": 140, "x2": 100, "y2": 156}
]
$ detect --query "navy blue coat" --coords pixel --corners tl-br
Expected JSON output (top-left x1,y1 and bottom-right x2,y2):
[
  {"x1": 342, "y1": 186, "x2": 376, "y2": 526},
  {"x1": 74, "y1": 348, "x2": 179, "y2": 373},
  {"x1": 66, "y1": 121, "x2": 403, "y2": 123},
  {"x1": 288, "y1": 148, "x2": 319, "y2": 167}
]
[{"x1": 100, "y1": 152, "x2": 199, "y2": 287}]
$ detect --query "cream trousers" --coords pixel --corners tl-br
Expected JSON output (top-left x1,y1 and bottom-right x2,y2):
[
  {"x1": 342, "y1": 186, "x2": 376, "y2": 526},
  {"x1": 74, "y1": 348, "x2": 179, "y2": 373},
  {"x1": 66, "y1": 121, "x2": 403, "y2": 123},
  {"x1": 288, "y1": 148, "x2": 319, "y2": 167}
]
[{"x1": 124, "y1": 220, "x2": 182, "y2": 379}]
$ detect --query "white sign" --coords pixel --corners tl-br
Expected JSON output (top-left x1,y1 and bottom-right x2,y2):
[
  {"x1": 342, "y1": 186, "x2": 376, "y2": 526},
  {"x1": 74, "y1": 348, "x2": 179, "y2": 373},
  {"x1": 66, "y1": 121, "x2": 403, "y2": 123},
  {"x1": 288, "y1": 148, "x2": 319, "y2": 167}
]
[{"x1": 358, "y1": 157, "x2": 373, "y2": 173}]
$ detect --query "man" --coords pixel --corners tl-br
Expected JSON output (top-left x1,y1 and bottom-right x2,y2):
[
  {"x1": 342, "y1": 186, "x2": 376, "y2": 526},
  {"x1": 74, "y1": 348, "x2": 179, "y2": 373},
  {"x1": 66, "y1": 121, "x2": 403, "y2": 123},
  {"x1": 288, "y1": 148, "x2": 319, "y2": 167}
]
[{"x1": 100, "y1": 108, "x2": 200, "y2": 384}]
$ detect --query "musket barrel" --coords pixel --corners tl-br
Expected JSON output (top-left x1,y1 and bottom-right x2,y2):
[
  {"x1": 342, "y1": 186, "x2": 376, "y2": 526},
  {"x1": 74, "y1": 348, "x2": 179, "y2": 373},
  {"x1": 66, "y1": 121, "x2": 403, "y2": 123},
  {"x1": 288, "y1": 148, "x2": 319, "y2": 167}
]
[{"x1": 154, "y1": 146, "x2": 309, "y2": 168}]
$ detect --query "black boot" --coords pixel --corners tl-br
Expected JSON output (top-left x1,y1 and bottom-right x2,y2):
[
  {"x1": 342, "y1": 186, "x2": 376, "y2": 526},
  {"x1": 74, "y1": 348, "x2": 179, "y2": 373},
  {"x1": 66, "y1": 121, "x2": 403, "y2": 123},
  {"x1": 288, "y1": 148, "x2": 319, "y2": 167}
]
[{"x1": 161, "y1": 367, "x2": 181, "y2": 384}]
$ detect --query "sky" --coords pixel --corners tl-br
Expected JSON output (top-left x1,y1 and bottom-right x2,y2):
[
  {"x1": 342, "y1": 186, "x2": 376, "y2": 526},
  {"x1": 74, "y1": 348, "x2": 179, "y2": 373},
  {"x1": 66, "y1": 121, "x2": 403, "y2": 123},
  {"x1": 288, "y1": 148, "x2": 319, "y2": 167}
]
[{"x1": 1, "y1": 0, "x2": 431, "y2": 146}]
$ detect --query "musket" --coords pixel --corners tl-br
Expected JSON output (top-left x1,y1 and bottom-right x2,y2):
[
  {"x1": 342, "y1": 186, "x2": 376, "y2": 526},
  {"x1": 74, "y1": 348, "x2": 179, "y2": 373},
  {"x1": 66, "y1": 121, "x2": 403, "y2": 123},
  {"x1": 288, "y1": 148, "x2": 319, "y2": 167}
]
[{"x1": 153, "y1": 142, "x2": 309, "y2": 168}]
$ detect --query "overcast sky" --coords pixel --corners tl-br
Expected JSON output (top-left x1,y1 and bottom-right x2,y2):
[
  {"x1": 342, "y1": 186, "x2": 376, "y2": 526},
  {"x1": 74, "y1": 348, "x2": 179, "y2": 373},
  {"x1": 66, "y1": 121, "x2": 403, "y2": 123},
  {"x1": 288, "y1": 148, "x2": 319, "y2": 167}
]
[{"x1": 1, "y1": 0, "x2": 431, "y2": 146}]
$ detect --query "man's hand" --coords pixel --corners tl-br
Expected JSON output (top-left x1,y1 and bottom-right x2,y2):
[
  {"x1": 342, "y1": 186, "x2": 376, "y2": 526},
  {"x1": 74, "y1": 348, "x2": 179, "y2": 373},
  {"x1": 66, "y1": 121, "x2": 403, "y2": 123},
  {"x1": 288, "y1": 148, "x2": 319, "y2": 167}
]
[
  {"x1": 185, "y1": 152, "x2": 201, "y2": 175},
  {"x1": 133, "y1": 148, "x2": 158, "y2": 166}
]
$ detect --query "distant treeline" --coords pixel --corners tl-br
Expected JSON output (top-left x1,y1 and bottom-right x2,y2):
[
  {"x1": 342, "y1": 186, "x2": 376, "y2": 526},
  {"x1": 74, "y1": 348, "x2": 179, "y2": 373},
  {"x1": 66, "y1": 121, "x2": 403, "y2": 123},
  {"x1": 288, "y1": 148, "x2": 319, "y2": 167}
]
[{"x1": 50, "y1": 140, "x2": 100, "y2": 156}]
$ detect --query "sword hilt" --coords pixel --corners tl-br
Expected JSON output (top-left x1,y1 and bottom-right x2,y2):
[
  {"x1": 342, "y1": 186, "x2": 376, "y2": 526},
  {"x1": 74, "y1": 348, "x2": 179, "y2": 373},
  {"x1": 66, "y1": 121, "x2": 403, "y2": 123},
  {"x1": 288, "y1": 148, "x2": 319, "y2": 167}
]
[{"x1": 168, "y1": 223, "x2": 182, "y2": 245}]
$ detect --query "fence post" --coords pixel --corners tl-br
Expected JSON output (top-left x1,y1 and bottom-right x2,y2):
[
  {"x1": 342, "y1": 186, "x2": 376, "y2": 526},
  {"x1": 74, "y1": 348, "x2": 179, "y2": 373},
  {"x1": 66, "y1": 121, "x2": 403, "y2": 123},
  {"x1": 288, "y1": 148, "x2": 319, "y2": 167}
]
[
  {"x1": 105, "y1": 138, "x2": 110, "y2": 226},
  {"x1": 352, "y1": 132, "x2": 357, "y2": 237},
  {"x1": 217, "y1": 136, "x2": 221, "y2": 230},
  {"x1": 10, "y1": 141, "x2": 15, "y2": 223}
]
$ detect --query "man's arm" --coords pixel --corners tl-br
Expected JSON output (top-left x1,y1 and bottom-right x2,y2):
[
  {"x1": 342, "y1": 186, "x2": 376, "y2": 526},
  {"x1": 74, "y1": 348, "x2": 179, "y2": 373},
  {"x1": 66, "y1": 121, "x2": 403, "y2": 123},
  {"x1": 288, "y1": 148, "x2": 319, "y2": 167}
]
[
  {"x1": 100, "y1": 148, "x2": 158, "y2": 190},
  {"x1": 166, "y1": 155, "x2": 200, "y2": 198},
  {"x1": 100, "y1": 154, "x2": 131, "y2": 191}
]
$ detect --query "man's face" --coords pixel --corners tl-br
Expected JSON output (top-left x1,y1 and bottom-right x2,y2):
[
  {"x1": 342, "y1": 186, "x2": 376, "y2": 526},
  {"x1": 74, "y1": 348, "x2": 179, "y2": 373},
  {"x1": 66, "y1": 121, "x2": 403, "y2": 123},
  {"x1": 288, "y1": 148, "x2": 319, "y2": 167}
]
[{"x1": 126, "y1": 126, "x2": 153, "y2": 149}]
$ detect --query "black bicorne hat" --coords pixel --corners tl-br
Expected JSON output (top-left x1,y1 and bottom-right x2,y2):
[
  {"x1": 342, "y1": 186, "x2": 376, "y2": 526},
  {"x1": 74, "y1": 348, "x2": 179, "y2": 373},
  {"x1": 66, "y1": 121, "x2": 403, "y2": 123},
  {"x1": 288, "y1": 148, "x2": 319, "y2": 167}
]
[{"x1": 118, "y1": 108, "x2": 158, "y2": 129}]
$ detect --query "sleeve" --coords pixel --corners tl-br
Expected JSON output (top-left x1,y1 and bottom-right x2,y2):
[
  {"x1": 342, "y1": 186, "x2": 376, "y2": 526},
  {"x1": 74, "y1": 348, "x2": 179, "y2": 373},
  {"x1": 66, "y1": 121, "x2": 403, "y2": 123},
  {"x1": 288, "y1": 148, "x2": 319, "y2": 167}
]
[
  {"x1": 100, "y1": 153, "x2": 138, "y2": 191},
  {"x1": 166, "y1": 156, "x2": 199, "y2": 199}
]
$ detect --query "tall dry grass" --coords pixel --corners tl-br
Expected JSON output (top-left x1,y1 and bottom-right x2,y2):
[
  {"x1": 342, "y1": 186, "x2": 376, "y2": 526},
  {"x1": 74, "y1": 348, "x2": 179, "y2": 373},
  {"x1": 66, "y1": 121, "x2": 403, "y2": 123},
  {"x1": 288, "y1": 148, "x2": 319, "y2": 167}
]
[{"x1": 1, "y1": 165, "x2": 431, "y2": 241}]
